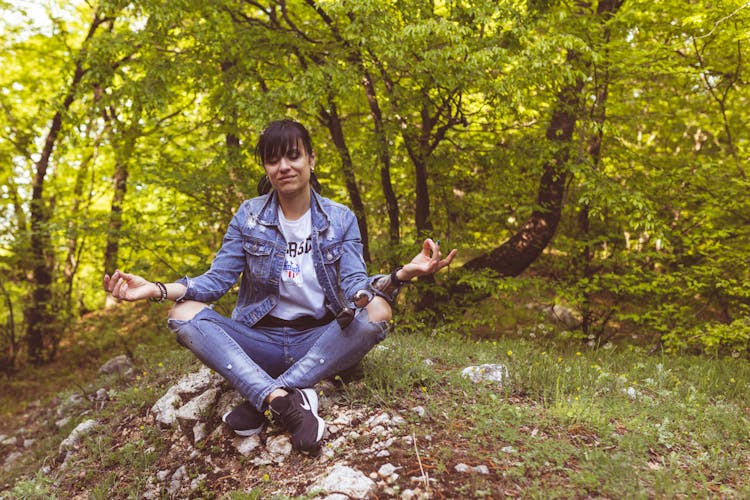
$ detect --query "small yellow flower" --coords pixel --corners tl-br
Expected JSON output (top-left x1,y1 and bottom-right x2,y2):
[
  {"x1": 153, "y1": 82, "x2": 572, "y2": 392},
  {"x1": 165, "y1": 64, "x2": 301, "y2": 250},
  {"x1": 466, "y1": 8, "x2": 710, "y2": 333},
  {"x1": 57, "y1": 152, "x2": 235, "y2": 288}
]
[
  {"x1": 557, "y1": 357, "x2": 563, "y2": 363},
  {"x1": 139, "y1": 425, "x2": 145, "y2": 430},
  {"x1": 158, "y1": 362, "x2": 164, "y2": 367},
  {"x1": 507, "y1": 350, "x2": 513, "y2": 357},
  {"x1": 730, "y1": 378, "x2": 736, "y2": 383},
  {"x1": 262, "y1": 473, "x2": 270, "y2": 482},
  {"x1": 421, "y1": 386, "x2": 427, "y2": 393},
  {"x1": 576, "y1": 352, "x2": 581, "y2": 356}
]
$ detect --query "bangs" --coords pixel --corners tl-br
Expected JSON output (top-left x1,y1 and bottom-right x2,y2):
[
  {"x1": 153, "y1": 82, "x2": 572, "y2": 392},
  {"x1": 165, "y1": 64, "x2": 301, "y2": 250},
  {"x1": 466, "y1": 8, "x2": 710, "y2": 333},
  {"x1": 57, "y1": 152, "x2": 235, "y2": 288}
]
[{"x1": 255, "y1": 119, "x2": 313, "y2": 164}]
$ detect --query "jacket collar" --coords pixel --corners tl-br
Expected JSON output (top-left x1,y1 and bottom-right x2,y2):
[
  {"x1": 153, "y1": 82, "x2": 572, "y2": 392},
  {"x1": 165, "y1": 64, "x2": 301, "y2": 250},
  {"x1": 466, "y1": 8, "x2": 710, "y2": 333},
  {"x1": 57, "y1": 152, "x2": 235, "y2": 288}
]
[{"x1": 256, "y1": 188, "x2": 330, "y2": 233}]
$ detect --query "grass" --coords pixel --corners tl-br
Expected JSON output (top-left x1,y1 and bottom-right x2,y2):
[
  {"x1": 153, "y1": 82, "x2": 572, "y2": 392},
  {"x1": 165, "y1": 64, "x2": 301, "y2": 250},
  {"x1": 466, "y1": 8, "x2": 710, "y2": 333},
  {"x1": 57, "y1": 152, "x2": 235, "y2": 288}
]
[{"x1": 1, "y1": 301, "x2": 749, "y2": 498}]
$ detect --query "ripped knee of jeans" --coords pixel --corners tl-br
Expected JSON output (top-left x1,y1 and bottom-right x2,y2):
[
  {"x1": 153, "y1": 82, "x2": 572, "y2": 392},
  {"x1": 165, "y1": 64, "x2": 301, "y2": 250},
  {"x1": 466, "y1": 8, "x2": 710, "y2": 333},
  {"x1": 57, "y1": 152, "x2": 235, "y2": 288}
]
[{"x1": 365, "y1": 296, "x2": 392, "y2": 322}]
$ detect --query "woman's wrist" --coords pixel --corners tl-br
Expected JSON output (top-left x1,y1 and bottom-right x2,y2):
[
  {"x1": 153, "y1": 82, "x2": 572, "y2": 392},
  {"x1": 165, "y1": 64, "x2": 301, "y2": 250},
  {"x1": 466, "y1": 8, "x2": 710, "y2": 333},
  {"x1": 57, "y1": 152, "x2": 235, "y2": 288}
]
[
  {"x1": 149, "y1": 281, "x2": 168, "y2": 303},
  {"x1": 392, "y1": 266, "x2": 411, "y2": 285}
]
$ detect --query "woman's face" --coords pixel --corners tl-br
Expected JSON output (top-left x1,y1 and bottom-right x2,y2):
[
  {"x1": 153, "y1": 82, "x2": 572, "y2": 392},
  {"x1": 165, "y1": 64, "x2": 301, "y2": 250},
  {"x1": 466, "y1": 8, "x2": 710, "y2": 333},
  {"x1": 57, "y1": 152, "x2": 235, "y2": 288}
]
[{"x1": 263, "y1": 140, "x2": 315, "y2": 198}]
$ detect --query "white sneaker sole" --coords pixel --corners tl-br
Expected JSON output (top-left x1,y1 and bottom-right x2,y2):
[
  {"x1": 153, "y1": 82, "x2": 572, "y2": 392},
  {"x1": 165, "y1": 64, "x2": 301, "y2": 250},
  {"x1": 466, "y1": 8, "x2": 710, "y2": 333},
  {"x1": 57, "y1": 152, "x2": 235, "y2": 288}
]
[
  {"x1": 299, "y1": 388, "x2": 325, "y2": 442},
  {"x1": 222, "y1": 409, "x2": 265, "y2": 437}
]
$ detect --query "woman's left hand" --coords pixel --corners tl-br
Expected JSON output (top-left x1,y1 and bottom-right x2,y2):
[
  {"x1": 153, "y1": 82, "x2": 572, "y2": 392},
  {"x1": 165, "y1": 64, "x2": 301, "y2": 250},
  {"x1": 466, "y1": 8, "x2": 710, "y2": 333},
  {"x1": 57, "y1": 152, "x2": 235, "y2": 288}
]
[{"x1": 400, "y1": 238, "x2": 457, "y2": 281}]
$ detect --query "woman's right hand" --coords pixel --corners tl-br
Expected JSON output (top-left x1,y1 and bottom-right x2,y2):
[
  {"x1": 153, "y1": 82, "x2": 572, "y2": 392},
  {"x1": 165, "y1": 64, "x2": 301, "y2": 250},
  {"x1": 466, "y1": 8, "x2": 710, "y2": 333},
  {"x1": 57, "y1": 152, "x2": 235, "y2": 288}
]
[{"x1": 103, "y1": 270, "x2": 158, "y2": 302}]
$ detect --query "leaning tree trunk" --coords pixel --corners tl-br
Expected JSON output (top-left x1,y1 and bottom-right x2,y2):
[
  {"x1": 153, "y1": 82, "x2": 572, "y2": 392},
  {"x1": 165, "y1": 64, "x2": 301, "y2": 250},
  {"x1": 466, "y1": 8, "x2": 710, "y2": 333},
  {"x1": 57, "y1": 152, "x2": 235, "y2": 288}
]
[
  {"x1": 463, "y1": 67, "x2": 584, "y2": 276},
  {"x1": 462, "y1": 0, "x2": 624, "y2": 278}
]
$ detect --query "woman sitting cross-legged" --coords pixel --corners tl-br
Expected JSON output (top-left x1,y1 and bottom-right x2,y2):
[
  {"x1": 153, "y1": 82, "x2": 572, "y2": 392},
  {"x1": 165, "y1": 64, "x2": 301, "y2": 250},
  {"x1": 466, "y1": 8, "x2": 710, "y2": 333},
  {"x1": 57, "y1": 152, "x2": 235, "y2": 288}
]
[{"x1": 103, "y1": 119, "x2": 457, "y2": 453}]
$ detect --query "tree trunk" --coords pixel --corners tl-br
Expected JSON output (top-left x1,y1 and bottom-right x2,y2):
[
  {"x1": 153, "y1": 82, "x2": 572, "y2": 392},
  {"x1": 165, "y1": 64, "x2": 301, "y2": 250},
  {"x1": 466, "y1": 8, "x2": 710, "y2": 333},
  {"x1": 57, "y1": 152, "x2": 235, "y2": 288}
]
[
  {"x1": 0, "y1": 282, "x2": 18, "y2": 372},
  {"x1": 64, "y1": 139, "x2": 100, "y2": 316},
  {"x1": 463, "y1": 70, "x2": 583, "y2": 276},
  {"x1": 221, "y1": 59, "x2": 249, "y2": 208},
  {"x1": 25, "y1": 10, "x2": 104, "y2": 363},
  {"x1": 318, "y1": 98, "x2": 372, "y2": 263},
  {"x1": 104, "y1": 150, "x2": 130, "y2": 275},
  {"x1": 302, "y1": 1, "x2": 401, "y2": 249},
  {"x1": 361, "y1": 68, "x2": 400, "y2": 248},
  {"x1": 463, "y1": 0, "x2": 624, "y2": 277}
]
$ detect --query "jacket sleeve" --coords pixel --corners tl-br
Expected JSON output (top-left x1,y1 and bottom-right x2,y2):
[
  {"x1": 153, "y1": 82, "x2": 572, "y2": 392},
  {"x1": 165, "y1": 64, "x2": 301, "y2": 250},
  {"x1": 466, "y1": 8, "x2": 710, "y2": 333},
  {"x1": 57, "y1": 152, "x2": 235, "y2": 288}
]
[
  {"x1": 337, "y1": 209, "x2": 402, "y2": 305},
  {"x1": 176, "y1": 205, "x2": 247, "y2": 303},
  {"x1": 336, "y1": 209, "x2": 371, "y2": 304}
]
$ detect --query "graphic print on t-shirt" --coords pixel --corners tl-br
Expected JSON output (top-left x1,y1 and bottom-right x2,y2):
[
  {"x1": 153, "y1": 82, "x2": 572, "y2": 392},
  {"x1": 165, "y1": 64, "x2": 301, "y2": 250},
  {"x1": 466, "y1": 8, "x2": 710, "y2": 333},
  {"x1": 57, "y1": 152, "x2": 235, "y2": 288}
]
[
  {"x1": 283, "y1": 237, "x2": 312, "y2": 286},
  {"x1": 275, "y1": 207, "x2": 325, "y2": 320}
]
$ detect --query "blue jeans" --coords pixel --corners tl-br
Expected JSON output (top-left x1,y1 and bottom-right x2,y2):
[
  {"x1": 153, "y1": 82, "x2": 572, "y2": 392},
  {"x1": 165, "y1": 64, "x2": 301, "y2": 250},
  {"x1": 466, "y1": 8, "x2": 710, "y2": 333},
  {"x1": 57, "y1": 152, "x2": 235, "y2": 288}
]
[{"x1": 167, "y1": 307, "x2": 389, "y2": 411}]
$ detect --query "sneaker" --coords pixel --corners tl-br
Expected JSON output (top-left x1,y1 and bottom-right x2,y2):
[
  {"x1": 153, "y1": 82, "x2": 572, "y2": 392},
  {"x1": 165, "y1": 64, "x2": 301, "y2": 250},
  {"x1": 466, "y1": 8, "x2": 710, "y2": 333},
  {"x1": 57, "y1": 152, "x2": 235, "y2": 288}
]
[
  {"x1": 222, "y1": 401, "x2": 267, "y2": 436},
  {"x1": 269, "y1": 388, "x2": 325, "y2": 452}
]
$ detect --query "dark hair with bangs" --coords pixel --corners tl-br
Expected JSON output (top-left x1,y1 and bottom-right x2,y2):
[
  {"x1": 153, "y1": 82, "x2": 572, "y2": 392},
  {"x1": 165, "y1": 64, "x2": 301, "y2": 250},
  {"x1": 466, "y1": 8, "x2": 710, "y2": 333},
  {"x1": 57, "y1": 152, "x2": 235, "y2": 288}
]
[
  {"x1": 254, "y1": 119, "x2": 313, "y2": 165},
  {"x1": 255, "y1": 119, "x2": 321, "y2": 195}
]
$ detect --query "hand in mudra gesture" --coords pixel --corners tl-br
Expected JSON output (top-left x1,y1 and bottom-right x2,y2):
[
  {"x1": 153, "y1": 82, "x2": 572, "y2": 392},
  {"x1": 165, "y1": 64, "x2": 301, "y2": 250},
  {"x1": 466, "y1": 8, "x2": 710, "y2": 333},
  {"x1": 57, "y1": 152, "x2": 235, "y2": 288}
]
[
  {"x1": 103, "y1": 270, "x2": 156, "y2": 302},
  {"x1": 402, "y1": 238, "x2": 458, "y2": 280}
]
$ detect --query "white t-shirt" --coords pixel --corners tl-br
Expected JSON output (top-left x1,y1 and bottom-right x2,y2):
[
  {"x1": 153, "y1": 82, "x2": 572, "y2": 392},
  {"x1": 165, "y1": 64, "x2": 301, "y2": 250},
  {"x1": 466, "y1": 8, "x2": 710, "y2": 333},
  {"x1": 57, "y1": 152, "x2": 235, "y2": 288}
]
[{"x1": 273, "y1": 208, "x2": 327, "y2": 320}]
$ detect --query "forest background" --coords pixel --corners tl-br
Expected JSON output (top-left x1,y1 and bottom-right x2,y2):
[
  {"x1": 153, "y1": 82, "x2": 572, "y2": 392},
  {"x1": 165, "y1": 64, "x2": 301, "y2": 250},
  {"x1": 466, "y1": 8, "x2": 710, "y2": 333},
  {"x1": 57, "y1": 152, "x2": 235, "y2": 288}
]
[{"x1": 1, "y1": 0, "x2": 749, "y2": 372}]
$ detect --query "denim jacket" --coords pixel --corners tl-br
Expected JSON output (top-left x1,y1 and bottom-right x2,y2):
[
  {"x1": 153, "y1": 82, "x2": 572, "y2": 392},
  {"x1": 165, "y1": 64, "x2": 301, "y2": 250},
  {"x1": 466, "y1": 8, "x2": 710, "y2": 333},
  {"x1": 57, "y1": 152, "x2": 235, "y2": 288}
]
[{"x1": 177, "y1": 189, "x2": 379, "y2": 326}]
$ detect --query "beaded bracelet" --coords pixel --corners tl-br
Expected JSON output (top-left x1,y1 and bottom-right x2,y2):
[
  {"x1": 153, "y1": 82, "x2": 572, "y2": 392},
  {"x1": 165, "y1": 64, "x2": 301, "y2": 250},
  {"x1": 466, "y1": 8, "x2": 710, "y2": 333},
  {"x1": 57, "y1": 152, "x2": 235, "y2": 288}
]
[
  {"x1": 390, "y1": 266, "x2": 407, "y2": 287},
  {"x1": 150, "y1": 281, "x2": 167, "y2": 303}
]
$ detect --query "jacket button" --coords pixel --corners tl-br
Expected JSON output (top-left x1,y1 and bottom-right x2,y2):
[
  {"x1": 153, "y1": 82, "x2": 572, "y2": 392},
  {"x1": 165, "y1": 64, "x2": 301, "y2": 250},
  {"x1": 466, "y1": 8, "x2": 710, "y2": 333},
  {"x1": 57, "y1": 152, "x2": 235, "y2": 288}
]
[{"x1": 326, "y1": 253, "x2": 333, "y2": 260}]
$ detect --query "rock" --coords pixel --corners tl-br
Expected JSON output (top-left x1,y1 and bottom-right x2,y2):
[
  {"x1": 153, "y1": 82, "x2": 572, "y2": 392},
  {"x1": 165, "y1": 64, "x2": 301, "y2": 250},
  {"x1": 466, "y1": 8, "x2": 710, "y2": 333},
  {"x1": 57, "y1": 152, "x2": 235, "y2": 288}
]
[
  {"x1": 309, "y1": 465, "x2": 375, "y2": 499},
  {"x1": 378, "y1": 463, "x2": 399, "y2": 478},
  {"x1": 151, "y1": 391, "x2": 182, "y2": 428},
  {"x1": 474, "y1": 465, "x2": 490, "y2": 474},
  {"x1": 411, "y1": 406, "x2": 426, "y2": 418},
  {"x1": 175, "y1": 387, "x2": 220, "y2": 441},
  {"x1": 454, "y1": 463, "x2": 470, "y2": 473},
  {"x1": 152, "y1": 367, "x2": 217, "y2": 428},
  {"x1": 190, "y1": 473, "x2": 207, "y2": 491},
  {"x1": 461, "y1": 364, "x2": 508, "y2": 385},
  {"x1": 370, "y1": 425, "x2": 387, "y2": 436},
  {"x1": 328, "y1": 436, "x2": 346, "y2": 450},
  {"x1": 232, "y1": 435, "x2": 262, "y2": 456},
  {"x1": 333, "y1": 414, "x2": 352, "y2": 426},
  {"x1": 215, "y1": 390, "x2": 244, "y2": 419},
  {"x1": 366, "y1": 412, "x2": 391, "y2": 428},
  {"x1": 3, "y1": 451, "x2": 23, "y2": 470},
  {"x1": 98, "y1": 354, "x2": 135, "y2": 376},
  {"x1": 59, "y1": 419, "x2": 98, "y2": 453},
  {"x1": 168, "y1": 465, "x2": 187, "y2": 497},
  {"x1": 1, "y1": 435, "x2": 17, "y2": 446},
  {"x1": 266, "y1": 435, "x2": 292, "y2": 463},
  {"x1": 192, "y1": 422, "x2": 208, "y2": 443}
]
